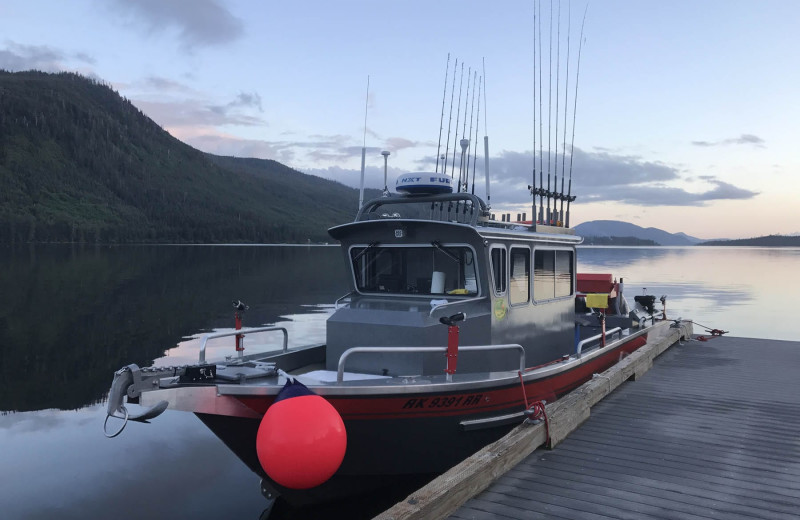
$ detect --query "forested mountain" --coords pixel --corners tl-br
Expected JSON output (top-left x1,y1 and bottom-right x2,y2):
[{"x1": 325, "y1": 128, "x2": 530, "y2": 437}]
[
  {"x1": 0, "y1": 70, "x2": 374, "y2": 243},
  {"x1": 574, "y1": 220, "x2": 701, "y2": 246},
  {"x1": 700, "y1": 235, "x2": 800, "y2": 247}
]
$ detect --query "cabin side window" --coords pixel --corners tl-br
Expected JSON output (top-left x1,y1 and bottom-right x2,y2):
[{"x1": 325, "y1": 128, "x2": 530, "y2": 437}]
[
  {"x1": 555, "y1": 250, "x2": 574, "y2": 298},
  {"x1": 509, "y1": 247, "x2": 530, "y2": 305},
  {"x1": 350, "y1": 245, "x2": 478, "y2": 296},
  {"x1": 490, "y1": 247, "x2": 507, "y2": 295},
  {"x1": 534, "y1": 249, "x2": 574, "y2": 301},
  {"x1": 533, "y1": 249, "x2": 555, "y2": 300}
]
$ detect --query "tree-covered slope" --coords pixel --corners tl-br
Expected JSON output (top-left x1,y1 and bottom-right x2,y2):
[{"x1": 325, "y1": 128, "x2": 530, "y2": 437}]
[{"x1": 0, "y1": 70, "x2": 366, "y2": 243}]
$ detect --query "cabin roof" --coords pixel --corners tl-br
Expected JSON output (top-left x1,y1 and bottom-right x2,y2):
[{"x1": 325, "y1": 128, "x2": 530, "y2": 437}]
[{"x1": 330, "y1": 193, "x2": 581, "y2": 244}]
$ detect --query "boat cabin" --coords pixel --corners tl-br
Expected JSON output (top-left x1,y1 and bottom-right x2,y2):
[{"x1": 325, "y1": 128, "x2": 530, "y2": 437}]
[{"x1": 327, "y1": 190, "x2": 581, "y2": 378}]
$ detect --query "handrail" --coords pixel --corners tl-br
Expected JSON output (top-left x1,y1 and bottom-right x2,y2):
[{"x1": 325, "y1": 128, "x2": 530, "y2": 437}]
[
  {"x1": 199, "y1": 326, "x2": 288, "y2": 363},
  {"x1": 356, "y1": 192, "x2": 488, "y2": 226},
  {"x1": 575, "y1": 327, "x2": 622, "y2": 358},
  {"x1": 428, "y1": 295, "x2": 488, "y2": 317},
  {"x1": 335, "y1": 291, "x2": 355, "y2": 309},
  {"x1": 336, "y1": 343, "x2": 525, "y2": 383}
]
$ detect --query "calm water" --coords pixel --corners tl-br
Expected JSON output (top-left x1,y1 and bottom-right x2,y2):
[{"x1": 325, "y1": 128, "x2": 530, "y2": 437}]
[{"x1": 1, "y1": 244, "x2": 798, "y2": 519}]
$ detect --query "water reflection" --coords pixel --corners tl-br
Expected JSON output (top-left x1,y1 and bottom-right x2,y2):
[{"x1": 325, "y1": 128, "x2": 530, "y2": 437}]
[
  {"x1": 578, "y1": 246, "x2": 800, "y2": 340},
  {"x1": 2, "y1": 244, "x2": 799, "y2": 520},
  {"x1": 0, "y1": 244, "x2": 348, "y2": 412}
]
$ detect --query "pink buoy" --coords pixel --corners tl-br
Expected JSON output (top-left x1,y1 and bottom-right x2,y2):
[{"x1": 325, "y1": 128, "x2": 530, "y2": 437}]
[{"x1": 256, "y1": 379, "x2": 346, "y2": 489}]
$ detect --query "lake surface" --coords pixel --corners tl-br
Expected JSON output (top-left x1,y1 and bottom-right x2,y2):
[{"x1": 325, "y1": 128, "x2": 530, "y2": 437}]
[{"x1": 1, "y1": 244, "x2": 798, "y2": 519}]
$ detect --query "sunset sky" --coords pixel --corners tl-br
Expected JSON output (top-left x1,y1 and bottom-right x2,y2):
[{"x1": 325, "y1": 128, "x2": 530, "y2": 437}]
[{"x1": 2, "y1": 0, "x2": 797, "y2": 239}]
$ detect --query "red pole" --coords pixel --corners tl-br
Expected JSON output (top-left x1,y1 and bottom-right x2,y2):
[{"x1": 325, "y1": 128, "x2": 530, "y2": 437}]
[
  {"x1": 600, "y1": 313, "x2": 606, "y2": 348},
  {"x1": 235, "y1": 311, "x2": 244, "y2": 352},
  {"x1": 445, "y1": 325, "x2": 459, "y2": 375}
]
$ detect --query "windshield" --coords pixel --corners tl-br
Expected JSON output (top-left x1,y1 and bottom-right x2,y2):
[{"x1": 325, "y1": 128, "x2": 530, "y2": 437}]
[{"x1": 350, "y1": 245, "x2": 479, "y2": 296}]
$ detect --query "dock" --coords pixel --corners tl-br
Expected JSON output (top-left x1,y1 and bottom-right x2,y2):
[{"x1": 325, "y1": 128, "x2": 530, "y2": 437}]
[{"x1": 376, "y1": 324, "x2": 800, "y2": 519}]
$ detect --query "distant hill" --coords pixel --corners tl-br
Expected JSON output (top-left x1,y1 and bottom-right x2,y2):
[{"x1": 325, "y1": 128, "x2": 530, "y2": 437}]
[
  {"x1": 580, "y1": 236, "x2": 658, "y2": 246},
  {"x1": 0, "y1": 70, "x2": 377, "y2": 243},
  {"x1": 700, "y1": 235, "x2": 800, "y2": 247},
  {"x1": 574, "y1": 220, "x2": 701, "y2": 246}
]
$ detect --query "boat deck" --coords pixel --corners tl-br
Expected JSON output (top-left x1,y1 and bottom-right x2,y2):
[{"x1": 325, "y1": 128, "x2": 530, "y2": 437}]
[{"x1": 447, "y1": 334, "x2": 800, "y2": 520}]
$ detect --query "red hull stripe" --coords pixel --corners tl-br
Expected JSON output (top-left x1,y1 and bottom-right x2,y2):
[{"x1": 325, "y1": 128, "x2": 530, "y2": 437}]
[{"x1": 237, "y1": 336, "x2": 646, "y2": 421}]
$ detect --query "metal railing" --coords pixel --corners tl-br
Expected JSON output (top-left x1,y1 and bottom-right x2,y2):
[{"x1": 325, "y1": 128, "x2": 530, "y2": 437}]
[
  {"x1": 575, "y1": 327, "x2": 622, "y2": 358},
  {"x1": 198, "y1": 326, "x2": 288, "y2": 363},
  {"x1": 336, "y1": 343, "x2": 525, "y2": 383},
  {"x1": 428, "y1": 295, "x2": 488, "y2": 317},
  {"x1": 334, "y1": 291, "x2": 355, "y2": 309}
]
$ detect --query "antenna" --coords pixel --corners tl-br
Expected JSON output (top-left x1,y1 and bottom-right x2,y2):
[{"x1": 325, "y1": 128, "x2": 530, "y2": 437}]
[
  {"x1": 381, "y1": 150, "x2": 391, "y2": 196},
  {"x1": 566, "y1": 3, "x2": 588, "y2": 228},
  {"x1": 435, "y1": 54, "x2": 450, "y2": 174},
  {"x1": 358, "y1": 75, "x2": 369, "y2": 210},
  {"x1": 482, "y1": 58, "x2": 491, "y2": 208}
]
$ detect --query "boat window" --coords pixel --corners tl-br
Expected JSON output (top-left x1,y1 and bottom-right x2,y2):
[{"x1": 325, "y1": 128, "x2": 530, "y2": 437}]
[
  {"x1": 534, "y1": 249, "x2": 574, "y2": 301},
  {"x1": 555, "y1": 250, "x2": 573, "y2": 298},
  {"x1": 534, "y1": 249, "x2": 555, "y2": 300},
  {"x1": 509, "y1": 247, "x2": 530, "y2": 305},
  {"x1": 490, "y1": 247, "x2": 506, "y2": 295},
  {"x1": 350, "y1": 245, "x2": 478, "y2": 296}
]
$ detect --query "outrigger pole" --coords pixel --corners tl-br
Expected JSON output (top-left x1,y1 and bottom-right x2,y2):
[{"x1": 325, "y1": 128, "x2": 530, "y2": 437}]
[{"x1": 358, "y1": 75, "x2": 369, "y2": 210}]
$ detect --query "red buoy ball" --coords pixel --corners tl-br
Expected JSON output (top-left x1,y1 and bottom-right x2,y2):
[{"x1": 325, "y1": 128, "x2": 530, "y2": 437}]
[{"x1": 256, "y1": 380, "x2": 346, "y2": 489}]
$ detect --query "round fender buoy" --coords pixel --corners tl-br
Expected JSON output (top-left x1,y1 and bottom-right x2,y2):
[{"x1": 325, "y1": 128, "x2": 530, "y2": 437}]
[{"x1": 256, "y1": 379, "x2": 346, "y2": 489}]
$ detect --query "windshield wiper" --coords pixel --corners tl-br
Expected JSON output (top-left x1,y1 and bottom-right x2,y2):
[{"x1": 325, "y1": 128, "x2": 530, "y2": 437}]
[
  {"x1": 352, "y1": 241, "x2": 379, "y2": 263},
  {"x1": 431, "y1": 241, "x2": 459, "y2": 262}
]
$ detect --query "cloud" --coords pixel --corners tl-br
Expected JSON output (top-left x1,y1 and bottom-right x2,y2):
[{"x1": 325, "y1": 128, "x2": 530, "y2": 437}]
[
  {"x1": 107, "y1": 0, "x2": 243, "y2": 50},
  {"x1": 464, "y1": 148, "x2": 758, "y2": 207},
  {"x1": 0, "y1": 42, "x2": 94, "y2": 72},
  {"x1": 132, "y1": 94, "x2": 265, "y2": 128},
  {"x1": 691, "y1": 134, "x2": 765, "y2": 147}
]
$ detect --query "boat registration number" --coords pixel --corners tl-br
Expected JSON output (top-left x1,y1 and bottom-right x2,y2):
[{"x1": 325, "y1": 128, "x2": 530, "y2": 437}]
[{"x1": 401, "y1": 394, "x2": 483, "y2": 410}]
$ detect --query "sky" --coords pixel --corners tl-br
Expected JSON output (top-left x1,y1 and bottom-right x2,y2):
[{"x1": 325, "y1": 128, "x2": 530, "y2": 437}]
[{"x1": 1, "y1": 0, "x2": 798, "y2": 239}]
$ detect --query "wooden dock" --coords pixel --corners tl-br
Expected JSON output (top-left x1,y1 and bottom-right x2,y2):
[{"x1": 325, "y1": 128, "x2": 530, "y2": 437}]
[{"x1": 377, "y1": 324, "x2": 800, "y2": 519}]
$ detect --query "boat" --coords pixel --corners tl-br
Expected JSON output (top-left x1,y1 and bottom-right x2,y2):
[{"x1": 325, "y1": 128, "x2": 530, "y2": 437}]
[{"x1": 104, "y1": 173, "x2": 667, "y2": 505}]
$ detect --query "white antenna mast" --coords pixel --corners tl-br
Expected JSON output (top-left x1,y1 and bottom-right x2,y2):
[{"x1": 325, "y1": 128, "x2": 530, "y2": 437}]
[{"x1": 358, "y1": 76, "x2": 369, "y2": 209}]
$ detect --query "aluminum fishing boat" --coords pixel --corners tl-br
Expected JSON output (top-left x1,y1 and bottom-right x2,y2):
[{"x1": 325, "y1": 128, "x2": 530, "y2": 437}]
[{"x1": 105, "y1": 178, "x2": 666, "y2": 504}]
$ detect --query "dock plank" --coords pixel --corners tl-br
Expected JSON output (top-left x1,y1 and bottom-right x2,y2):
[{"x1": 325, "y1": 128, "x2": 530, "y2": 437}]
[{"x1": 450, "y1": 335, "x2": 800, "y2": 520}]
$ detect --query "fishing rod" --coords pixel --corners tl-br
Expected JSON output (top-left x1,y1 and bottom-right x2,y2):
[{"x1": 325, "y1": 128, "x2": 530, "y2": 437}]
[
  {"x1": 537, "y1": 0, "x2": 544, "y2": 224},
  {"x1": 450, "y1": 62, "x2": 465, "y2": 181},
  {"x1": 559, "y1": 1, "x2": 572, "y2": 225},
  {"x1": 530, "y1": 0, "x2": 538, "y2": 225},
  {"x1": 482, "y1": 58, "x2": 491, "y2": 208},
  {"x1": 554, "y1": 0, "x2": 562, "y2": 225},
  {"x1": 443, "y1": 58, "x2": 458, "y2": 179},
  {"x1": 547, "y1": 0, "x2": 553, "y2": 225},
  {"x1": 566, "y1": 3, "x2": 588, "y2": 228},
  {"x1": 358, "y1": 75, "x2": 369, "y2": 210},
  {"x1": 466, "y1": 70, "x2": 477, "y2": 195},
  {"x1": 458, "y1": 67, "x2": 472, "y2": 193},
  {"x1": 471, "y1": 75, "x2": 481, "y2": 195},
  {"x1": 435, "y1": 54, "x2": 450, "y2": 174}
]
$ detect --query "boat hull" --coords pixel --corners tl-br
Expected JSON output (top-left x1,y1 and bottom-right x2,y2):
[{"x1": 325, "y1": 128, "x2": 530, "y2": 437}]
[{"x1": 193, "y1": 333, "x2": 647, "y2": 503}]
